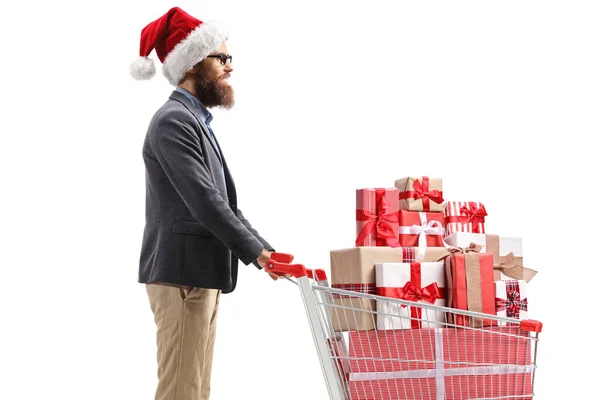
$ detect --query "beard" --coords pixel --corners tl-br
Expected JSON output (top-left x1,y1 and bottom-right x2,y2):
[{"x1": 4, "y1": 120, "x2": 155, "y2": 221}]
[{"x1": 193, "y1": 70, "x2": 235, "y2": 109}]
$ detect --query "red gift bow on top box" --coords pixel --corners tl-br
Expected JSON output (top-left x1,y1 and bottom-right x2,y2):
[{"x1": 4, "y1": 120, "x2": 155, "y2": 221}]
[
  {"x1": 355, "y1": 189, "x2": 400, "y2": 247},
  {"x1": 445, "y1": 202, "x2": 488, "y2": 234},
  {"x1": 399, "y1": 176, "x2": 444, "y2": 211}
]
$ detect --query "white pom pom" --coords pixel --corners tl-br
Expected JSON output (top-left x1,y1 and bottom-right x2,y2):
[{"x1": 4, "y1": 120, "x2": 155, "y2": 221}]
[{"x1": 130, "y1": 56, "x2": 156, "y2": 80}]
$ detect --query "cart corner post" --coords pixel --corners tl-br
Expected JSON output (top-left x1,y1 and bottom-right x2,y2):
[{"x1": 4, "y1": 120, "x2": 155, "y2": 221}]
[{"x1": 297, "y1": 275, "x2": 347, "y2": 400}]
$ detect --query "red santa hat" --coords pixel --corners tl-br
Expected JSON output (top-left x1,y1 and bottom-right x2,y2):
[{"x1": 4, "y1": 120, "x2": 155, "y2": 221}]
[{"x1": 130, "y1": 7, "x2": 229, "y2": 86}]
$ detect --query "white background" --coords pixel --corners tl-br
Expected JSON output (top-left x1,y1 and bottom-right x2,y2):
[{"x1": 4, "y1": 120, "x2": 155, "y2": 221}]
[{"x1": 1, "y1": 0, "x2": 598, "y2": 399}]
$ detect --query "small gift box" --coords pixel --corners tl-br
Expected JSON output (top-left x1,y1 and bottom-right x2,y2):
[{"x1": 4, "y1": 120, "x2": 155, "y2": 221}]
[
  {"x1": 444, "y1": 232, "x2": 537, "y2": 282},
  {"x1": 375, "y1": 261, "x2": 445, "y2": 330},
  {"x1": 443, "y1": 201, "x2": 487, "y2": 236},
  {"x1": 355, "y1": 188, "x2": 400, "y2": 247},
  {"x1": 394, "y1": 176, "x2": 444, "y2": 212},
  {"x1": 441, "y1": 244, "x2": 496, "y2": 328},
  {"x1": 398, "y1": 210, "x2": 445, "y2": 259},
  {"x1": 495, "y1": 280, "x2": 528, "y2": 325}
]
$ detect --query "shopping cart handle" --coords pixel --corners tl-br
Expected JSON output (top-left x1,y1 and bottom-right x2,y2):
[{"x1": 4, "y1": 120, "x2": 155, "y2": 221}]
[
  {"x1": 270, "y1": 252, "x2": 294, "y2": 263},
  {"x1": 266, "y1": 253, "x2": 327, "y2": 281},
  {"x1": 520, "y1": 319, "x2": 543, "y2": 333}
]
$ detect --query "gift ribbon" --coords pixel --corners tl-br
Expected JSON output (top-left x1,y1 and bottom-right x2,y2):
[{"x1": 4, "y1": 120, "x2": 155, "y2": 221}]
[
  {"x1": 438, "y1": 242, "x2": 482, "y2": 307},
  {"x1": 493, "y1": 252, "x2": 526, "y2": 281},
  {"x1": 486, "y1": 235, "x2": 538, "y2": 282},
  {"x1": 439, "y1": 243, "x2": 493, "y2": 328},
  {"x1": 398, "y1": 177, "x2": 444, "y2": 211},
  {"x1": 398, "y1": 212, "x2": 445, "y2": 260},
  {"x1": 376, "y1": 262, "x2": 444, "y2": 328},
  {"x1": 496, "y1": 281, "x2": 528, "y2": 319},
  {"x1": 377, "y1": 282, "x2": 444, "y2": 306},
  {"x1": 355, "y1": 189, "x2": 401, "y2": 247},
  {"x1": 445, "y1": 202, "x2": 487, "y2": 233}
]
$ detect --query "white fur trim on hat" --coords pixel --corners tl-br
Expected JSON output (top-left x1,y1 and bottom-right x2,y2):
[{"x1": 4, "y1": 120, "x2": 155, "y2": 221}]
[
  {"x1": 162, "y1": 20, "x2": 229, "y2": 86},
  {"x1": 130, "y1": 56, "x2": 156, "y2": 80}
]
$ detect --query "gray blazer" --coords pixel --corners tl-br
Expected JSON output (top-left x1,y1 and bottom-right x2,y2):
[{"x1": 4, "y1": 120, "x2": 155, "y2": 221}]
[{"x1": 138, "y1": 90, "x2": 273, "y2": 294}]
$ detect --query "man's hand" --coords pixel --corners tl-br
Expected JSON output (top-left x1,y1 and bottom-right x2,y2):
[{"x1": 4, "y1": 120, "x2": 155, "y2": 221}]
[{"x1": 257, "y1": 249, "x2": 280, "y2": 280}]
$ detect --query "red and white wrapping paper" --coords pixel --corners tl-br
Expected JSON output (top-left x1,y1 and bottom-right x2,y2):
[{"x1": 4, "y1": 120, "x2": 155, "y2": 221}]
[
  {"x1": 348, "y1": 327, "x2": 533, "y2": 400},
  {"x1": 398, "y1": 210, "x2": 445, "y2": 260},
  {"x1": 356, "y1": 188, "x2": 400, "y2": 247},
  {"x1": 443, "y1": 201, "x2": 487, "y2": 236},
  {"x1": 375, "y1": 262, "x2": 445, "y2": 330},
  {"x1": 496, "y1": 280, "x2": 528, "y2": 325}
]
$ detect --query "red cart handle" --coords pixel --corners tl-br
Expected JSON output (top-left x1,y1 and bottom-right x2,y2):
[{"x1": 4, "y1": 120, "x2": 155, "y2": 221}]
[
  {"x1": 266, "y1": 252, "x2": 327, "y2": 281},
  {"x1": 520, "y1": 319, "x2": 543, "y2": 333}
]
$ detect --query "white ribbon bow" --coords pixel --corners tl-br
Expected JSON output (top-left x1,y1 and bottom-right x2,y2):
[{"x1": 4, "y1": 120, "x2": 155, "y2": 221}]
[{"x1": 398, "y1": 212, "x2": 445, "y2": 260}]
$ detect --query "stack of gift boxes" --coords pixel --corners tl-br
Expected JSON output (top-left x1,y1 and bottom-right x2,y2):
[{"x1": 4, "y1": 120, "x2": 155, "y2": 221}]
[{"x1": 330, "y1": 176, "x2": 537, "y2": 399}]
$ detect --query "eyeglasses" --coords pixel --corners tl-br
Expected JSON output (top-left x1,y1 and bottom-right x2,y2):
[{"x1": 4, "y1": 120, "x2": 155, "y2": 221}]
[{"x1": 207, "y1": 54, "x2": 232, "y2": 66}]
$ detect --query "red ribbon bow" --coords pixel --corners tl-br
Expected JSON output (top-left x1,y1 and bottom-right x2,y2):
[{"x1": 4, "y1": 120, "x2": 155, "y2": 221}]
[
  {"x1": 413, "y1": 178, "x2": 444, "y2": 209},
  {"x1": 394, "y1": 281, "x2": 443, "y2": 307},
  {"x1": 399, "y1": 177, "x2": 444, "y2": 211},
  {"x1": 459, "y1": 203, "x2": 487, "y2": 233},
  {"x1": 376, "y1": 262, "x2": 445, "y2": 329},
  {"x1": 355, "y1": 189, "x2": 400, "y2": 247},
  {"x1": 495, "y1": 290, "x2": 528, "y2": 318}
]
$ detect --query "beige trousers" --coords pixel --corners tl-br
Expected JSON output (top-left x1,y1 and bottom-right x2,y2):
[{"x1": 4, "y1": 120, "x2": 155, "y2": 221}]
[{"x1": 146, "y1": 282, "x2": 221, "y2": 400}]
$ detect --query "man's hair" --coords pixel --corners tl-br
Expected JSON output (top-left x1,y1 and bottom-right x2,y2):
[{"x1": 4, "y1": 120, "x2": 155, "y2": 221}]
[{"x1": 179, "y1": 61, "x2": 206, "y2": 85}]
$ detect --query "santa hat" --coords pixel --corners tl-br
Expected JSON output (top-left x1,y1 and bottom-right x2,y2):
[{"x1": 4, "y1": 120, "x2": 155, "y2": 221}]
[{"x1": 130, "y1": 7, "x2": 229, "y2": 86}]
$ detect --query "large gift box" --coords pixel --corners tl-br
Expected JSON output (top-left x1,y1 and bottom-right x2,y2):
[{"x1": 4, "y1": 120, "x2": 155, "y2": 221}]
[
  {"x1": 496, "y1": 280, "x2": 528, "y2": 325},
  {"x1": 375, "y1": 262, "x2": 445, "y2": 330},
  {"x1": 398, "y1": 211, "x2": 445, "y2": 259},
  {"x1": 331, "y1": 247, "x2": 449, "y2": 331},
  {"x1": 347, "y1": 327, "x2": 533, "y2": 400},
  {"x1": 394, "y1": 176, "x2": 444, "y2": 212},
  {"x1": 444, "y1": 232, "x2": 537, "y2": 282},
  {"x1": 442, "y1": 245, "x2": 496, "y2": 328},
  {"x1": 356, "y1": 188, "x2": 400, "y2": 247},
  {"x1": 443, "y1": 201, "x2": 487, "y2": 236}
]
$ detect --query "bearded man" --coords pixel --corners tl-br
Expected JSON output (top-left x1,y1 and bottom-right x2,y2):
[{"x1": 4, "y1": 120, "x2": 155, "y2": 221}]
[{"x1": 130, "y1": 7, "x2": 282, "y2": 400}]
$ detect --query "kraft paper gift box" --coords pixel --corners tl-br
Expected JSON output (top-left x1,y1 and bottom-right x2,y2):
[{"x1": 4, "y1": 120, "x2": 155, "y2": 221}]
[
  {"x1": 355, "y1": 188, "x2": 400, "y2": 247},
  {"x1": 347, "y1": 327, "x2": 533, "y2": 400},
  {"x1": 441, "y1": 244, "x2": 496, "y2": 328},
  {"x1": 496, "y1": 280, "x2": 528, "y2": 326},
  {"x1": 375, "y1": 262, "x2": 445, "y2": 330},
  {"x1": 331, "y1": 246, "x2": 449, "y2": 332},
  {"x1": 443, "y1": 201, "x2": 487, "y2": 236},
  {"x1": 394, "y1": 176, "x2": 444, "y2": 212},
  {"x1": 444, "y1": 232, "x2": 537, "y2": 282},
  {"x1": 398, "y1": 210, "x2": 445, "y2": 259}
]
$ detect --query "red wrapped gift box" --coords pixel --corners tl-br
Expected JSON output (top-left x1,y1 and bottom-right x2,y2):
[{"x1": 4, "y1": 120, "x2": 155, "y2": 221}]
[
  {"x1": 347, "y1": 327, "x2": 533, "y2": 400},
  {"x1": 397, "y1": 211, "x2": 445, "y2": 260},
  {"x1": 356, "y1": 188, "x2": 400, "y2": 247},
  {"x1": 443, "y1": 201, "x2": 487, "y2": 236},
  {"x1": 442, "y1": 245, "x2": 496, "y2": 328}
]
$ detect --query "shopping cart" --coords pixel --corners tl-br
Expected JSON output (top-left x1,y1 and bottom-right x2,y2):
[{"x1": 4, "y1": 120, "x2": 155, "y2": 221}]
[{"x1": 266, "y1": 252, "x2": 542, "y2": 400}]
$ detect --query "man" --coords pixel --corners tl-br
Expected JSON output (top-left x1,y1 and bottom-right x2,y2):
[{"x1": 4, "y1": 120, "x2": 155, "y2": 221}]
[{"x1": 130, "y1": 7, "x2": 283, "y2": 400}]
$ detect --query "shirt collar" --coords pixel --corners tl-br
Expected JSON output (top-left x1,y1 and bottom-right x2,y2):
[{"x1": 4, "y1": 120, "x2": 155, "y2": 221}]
[{"x1": 175, "y1": 87, "x2": 213, "y2": 126}]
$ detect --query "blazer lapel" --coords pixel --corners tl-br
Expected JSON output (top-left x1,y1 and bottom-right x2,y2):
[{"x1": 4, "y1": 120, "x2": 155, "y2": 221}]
[{"x1": 169, "y1": 91, "x2": 223, "y2": 165}]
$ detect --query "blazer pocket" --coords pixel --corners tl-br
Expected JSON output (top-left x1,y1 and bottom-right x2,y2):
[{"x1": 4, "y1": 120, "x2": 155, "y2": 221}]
[{"x1": 172, "y1": 220, "x2": 212, "y2": 237}]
